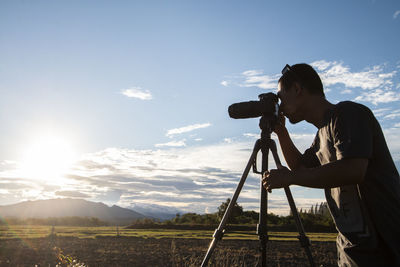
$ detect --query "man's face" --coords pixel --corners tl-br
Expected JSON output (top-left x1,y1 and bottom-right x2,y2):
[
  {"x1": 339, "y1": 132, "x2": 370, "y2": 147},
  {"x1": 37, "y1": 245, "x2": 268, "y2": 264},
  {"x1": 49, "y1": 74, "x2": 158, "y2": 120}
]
[{"x1": 277, "y1": 81, "x2": 303, "y2": 124}]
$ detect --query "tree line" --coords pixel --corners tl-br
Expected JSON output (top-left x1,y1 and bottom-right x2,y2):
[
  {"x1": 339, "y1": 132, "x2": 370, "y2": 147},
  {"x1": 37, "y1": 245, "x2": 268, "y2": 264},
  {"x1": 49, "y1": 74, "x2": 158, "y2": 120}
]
[
  {"x1": 0, "y1": 199, "x2": 335, "y2": 231},
  {"x1": 130, "y1": 198, "x2": 335, "y2": 232},
  {"x1": 0, "y1": 216, "x2": 110, "y2": 226}
]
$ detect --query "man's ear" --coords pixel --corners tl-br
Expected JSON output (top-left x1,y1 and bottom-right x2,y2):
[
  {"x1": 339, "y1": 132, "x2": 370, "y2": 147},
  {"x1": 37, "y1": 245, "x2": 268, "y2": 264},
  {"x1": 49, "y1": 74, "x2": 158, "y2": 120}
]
[{"x1": 294, "y1": 82, "x2": 303, "y2": 96}]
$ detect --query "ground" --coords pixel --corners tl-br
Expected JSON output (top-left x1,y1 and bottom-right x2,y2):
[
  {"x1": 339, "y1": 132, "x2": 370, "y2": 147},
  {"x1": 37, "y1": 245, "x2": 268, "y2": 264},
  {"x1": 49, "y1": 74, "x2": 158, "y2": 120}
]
[{"x1": 0, "y1": 236, "x2": 337, "y2": 266}]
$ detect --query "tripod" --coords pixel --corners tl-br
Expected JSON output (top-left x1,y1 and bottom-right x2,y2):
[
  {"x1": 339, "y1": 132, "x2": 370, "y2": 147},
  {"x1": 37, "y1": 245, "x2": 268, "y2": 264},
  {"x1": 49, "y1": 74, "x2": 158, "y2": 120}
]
[{"x1": 201, "y1": 115, "x2": 315, "y2": 267}]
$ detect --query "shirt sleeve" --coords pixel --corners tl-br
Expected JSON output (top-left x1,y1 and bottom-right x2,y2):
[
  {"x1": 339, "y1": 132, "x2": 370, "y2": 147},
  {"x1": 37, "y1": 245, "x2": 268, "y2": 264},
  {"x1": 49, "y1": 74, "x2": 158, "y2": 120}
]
[
  {"x1": 301, "y1": 147, "x2": 321, "y2": 168},
  {"x1": 331, "y1": 103, "x2": 373, "y2": 160}
]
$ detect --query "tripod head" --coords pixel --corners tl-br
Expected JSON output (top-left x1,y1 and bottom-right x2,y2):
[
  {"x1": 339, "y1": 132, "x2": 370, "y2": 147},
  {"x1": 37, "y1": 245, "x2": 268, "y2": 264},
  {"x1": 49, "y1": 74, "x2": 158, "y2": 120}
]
[{"x1": 259, "y1": 115, "x2": 276, "y2": 139}]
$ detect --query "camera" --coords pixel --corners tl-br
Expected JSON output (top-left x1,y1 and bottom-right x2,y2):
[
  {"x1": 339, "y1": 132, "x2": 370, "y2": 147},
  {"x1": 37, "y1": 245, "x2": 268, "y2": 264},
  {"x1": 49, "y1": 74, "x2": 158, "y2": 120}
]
[
  {"x1": 228, "y1": 93, "x2": 280, "y2": 132},
  {"x1": 228, "y1": 93, "x2": 279, "y2": 120}
]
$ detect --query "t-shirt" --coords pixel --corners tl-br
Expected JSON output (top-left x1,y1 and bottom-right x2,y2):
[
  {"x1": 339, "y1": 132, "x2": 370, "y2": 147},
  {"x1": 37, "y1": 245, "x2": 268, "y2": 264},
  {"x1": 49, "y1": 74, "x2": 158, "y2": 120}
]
[{"x1": 301, "y1": 101, "x2": 400, "y2": 265}]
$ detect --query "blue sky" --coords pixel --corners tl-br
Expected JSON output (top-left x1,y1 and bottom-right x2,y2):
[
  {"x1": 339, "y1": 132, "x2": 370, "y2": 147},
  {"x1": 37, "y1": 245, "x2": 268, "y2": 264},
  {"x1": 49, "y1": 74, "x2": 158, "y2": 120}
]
[{"x1": 0, "y1": 1, "x2": 399, "y2": 215}]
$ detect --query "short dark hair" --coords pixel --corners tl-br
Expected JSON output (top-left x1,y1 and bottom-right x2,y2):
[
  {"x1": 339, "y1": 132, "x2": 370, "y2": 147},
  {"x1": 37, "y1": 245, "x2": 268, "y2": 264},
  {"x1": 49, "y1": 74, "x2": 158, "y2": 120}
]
[{"x1": 279, "y1": 63, "x2": 324, "y2": 97}]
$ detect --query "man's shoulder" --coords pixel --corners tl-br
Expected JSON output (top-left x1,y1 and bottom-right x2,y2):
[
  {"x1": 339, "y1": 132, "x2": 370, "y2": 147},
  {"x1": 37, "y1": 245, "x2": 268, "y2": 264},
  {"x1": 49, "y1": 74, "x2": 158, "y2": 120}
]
[
  {"x1": 335, "y1": 101, "x2": 370, "y2": 111},
  {"x1": 334, "y1": 101, "x2": 373, "y2": 118}
]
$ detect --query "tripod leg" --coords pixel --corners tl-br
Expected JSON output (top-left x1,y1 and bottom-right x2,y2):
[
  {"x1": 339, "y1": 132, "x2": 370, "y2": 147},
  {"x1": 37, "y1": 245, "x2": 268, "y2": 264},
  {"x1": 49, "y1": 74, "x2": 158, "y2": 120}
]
[
  {"x1": 258, "y1": 141, "x2": 269, "y2": 267},
  {"x1": 268, "y1": 139, "x2": 315, "y2": 267},
  {"x1": 284, "y1": 187, "x2": 315, "y2": 267},
  {"x1": 201, "y1": 140, "x2": 262, "y2": 267}
]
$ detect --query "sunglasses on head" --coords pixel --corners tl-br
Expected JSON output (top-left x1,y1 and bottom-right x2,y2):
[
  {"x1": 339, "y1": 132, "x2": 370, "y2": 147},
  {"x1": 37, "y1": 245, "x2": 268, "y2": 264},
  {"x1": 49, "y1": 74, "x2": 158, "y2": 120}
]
[
  {"x1": 281, "y1": 64, "x2": 301, "y2": 82},
  {"x1": 281, "y1": 64, "x2": 292, "y2": 75}
]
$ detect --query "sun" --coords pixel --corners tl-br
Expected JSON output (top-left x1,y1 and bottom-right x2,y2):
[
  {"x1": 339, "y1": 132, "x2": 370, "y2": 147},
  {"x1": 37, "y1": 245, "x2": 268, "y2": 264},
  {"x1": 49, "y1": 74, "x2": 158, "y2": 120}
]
[{"x1": 19, "y1": 134, "x2": 77, "y2": 183}]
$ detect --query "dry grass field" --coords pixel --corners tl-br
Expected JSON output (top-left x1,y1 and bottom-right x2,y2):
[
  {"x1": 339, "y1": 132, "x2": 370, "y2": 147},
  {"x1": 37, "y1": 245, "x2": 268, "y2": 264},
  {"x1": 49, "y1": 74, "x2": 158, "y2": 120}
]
[{"x1": 0, "y1": 226, "x2": 338, "y2": 266}]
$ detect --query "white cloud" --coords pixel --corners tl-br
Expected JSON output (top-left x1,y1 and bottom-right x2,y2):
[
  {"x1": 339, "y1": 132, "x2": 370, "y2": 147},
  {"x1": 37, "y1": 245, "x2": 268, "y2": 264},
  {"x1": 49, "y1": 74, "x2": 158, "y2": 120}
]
[
  {"x1": 121, "y1": 87, "x2": 153, "y2": 100},
  {"x1": 384, "y1": 110, "x2": 400, "y2": 120},
  {"x1": 0, "y1": 135, "x2": 328, "y2": 215},
  {"x1": 240, "y1": 71, "x2": 280, "y2": 90},
  {"x1": 312, "y1": 60, "x2": 334, "y2": 71},
  {"x1": 220, "y1": 70, "x2": 279, "y2": 90},
  {"x1": 223, "y1": 138, "x2": 233, "y2": 143},
  {"x1": 340, "y1": 89, "x2": 352, "y2": 94},
  {"x1": 383, "y1": 128, "x2": 400, "y2": 161},
  {"x1": 234, "y1": 61, "x2": 399, "y2": 105},
  {"x1": 154, "y1": 140, "x2": 186, "y2": 148},
  {"x1": 355, "y1": 89, "x2": 400, "y2": 105},
  {"x1": 242, "y1": 70, "x2": 264, "y2": 76},
  {"x1": 220, "y1": 80, "x2": 229, "y2": 87},
  {"x1": 372, "y1": 108, "x2": 392, "y2": 118},
  {"x1": 3, "y1": 126, "x2": 399, "y2": 215},
  {"x1": 311, "y1": 61, "x2": 396, "y2": 90},
  {"x1": 166, "y1": 123, "x2": 211, "y2": 137},
  {"x1": 310, "y1": 60, "x2": 400, "y2": 105},
  {"x1": 243, "y1": 133, "x2": 259, "y2": 139},
  {"x1": 393, "y1": 10, "x2": 400, "y2": 19}
]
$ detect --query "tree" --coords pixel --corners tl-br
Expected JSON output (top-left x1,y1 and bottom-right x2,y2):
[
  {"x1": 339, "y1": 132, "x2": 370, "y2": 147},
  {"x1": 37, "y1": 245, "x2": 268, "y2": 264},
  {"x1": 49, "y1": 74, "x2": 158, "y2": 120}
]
[{"x1": 217, "y1": 198, "x2": 243, "y2": 224}]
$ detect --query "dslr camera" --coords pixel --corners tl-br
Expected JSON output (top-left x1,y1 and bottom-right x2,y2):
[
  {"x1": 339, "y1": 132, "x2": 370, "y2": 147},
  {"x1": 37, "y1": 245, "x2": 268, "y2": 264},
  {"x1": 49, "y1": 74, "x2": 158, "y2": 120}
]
[{"x1": 228, "y1": 92, "x2": 279, "y2": 125}]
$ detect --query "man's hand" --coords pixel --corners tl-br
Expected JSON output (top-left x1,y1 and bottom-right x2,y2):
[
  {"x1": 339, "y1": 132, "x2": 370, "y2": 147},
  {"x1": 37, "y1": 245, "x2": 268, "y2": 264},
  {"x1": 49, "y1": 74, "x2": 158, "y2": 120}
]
[
  {"x1": 262, "y1": 166, "x2": 293, "y2": 193},
  {"x1": 273, "y1": 111, "x2": 286, "y2": 136}
]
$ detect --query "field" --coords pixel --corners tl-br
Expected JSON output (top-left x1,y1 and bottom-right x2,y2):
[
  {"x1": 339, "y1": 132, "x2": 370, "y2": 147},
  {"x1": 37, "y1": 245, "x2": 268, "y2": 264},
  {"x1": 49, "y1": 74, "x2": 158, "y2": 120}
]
[{"x1": 0, "y1": 226, "x2": 338, "y2": 266}]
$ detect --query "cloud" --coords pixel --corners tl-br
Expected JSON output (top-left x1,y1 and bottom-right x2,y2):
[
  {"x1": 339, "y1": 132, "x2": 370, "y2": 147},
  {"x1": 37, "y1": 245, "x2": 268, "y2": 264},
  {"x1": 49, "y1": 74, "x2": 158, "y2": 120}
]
[
  {"x1": 2, "y1": 126, "x2": 398, "y2": 215},
  {"x1": 311, "y1": 60, "x2": 396, "y2": 90},
  {"x1": 355, "y1": 89, "x2": 400, "y2": 105},
  {"x1": 384, "y1": 110, "x2": 400, "y2": 120},
  {"x1": 65, "y1": 136, "x2": 324, "y2": 215},
  {"x1": 242, "y1": 70, "x2": 264, "y2": 76},
  {"x1": 223, "y1": 138, "x2": 233, "y2": 143},
  {"x1": 340, "y1": 89, "x2": 352, "y2": 94},
  {"x1": 121, "y1": 87, "x2": 153, "y2": 100},
  {"x1": 155, "y1": 140, "x2": 186, "y2": 148},
  {"x1": 232, "y1": 61, "x2": 398, "y2": 105},
  {"x1": 383, "y1": 128, "x2": 400, "y2": 162},
  {"x1": 65, "y1": 142, "x2": 258, "y2": 213},
  {"x1": 221, "y1": 80, "x2": 229, "y2": 87},
  {"x1": 55, "y1": 190, "x2": 91, "y2": 198},
  {"x1": 166, "y1": 123, "x2": 211, "y2": 137},
  {"x1": 233, "y1": 61, "x2": 399, "y2": 105},
  {"x1": 243, "y1": 133, "x2": 259, "y2": 139},
  {"x1": 393, "y1": 10, "x2": 400, "y2": 19},
  {"x1": 311, "y1": 61, "x2": 399, "y2": 105},
  {"x1": 240, "y1": 70, "x2": 280, "y2": 90},
  {"x1": 372, "y1": 108, "x2": 392, "y2": 118}
]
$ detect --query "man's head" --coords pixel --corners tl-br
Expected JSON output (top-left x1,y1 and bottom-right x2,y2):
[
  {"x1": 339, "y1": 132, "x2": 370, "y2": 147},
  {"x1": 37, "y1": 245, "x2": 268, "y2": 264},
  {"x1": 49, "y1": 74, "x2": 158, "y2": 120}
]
[{"x1": 277, "y1": 63, "x2": 325, "y2": 124}]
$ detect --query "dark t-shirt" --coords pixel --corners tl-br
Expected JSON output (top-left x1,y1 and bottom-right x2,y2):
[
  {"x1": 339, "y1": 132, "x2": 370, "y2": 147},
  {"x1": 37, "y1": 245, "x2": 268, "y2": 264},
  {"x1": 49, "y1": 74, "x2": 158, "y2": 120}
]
[{"x1": 302, "y1": 101, "x2": 400, "y2": 265}]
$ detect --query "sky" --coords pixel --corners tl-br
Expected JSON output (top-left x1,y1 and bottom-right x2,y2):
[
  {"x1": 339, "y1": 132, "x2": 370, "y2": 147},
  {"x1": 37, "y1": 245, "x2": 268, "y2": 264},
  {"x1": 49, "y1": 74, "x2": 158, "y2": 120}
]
[{"x1": 0, "y1": 0, "x2": 399, "y2": 215}]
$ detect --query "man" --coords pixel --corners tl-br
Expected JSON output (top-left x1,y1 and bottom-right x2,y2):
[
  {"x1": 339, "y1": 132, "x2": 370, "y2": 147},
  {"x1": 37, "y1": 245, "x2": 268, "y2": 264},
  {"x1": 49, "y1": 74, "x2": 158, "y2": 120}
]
[{"x1": 262, "y1": 63, "x2": 400, "y2": 266}]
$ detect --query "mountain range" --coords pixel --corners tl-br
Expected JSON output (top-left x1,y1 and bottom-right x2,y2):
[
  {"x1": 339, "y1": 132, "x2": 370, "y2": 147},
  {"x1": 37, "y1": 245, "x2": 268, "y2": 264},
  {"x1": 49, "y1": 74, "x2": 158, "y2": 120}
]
[{"x1": 0, "y1": 198, "x2": 149, "y2": 225}]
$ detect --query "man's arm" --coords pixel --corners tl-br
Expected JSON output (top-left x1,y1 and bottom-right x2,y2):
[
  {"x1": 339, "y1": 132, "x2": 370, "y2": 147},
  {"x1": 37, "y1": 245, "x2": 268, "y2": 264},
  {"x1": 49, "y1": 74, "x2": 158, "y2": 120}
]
[
  {"x1": 276, "y1": 127, "x2": 304, "y2": 170},
  {"x1": 291, "y1": 158, "x2": 367, "y2": 188},
  {"x1": 267, "y1": 113, "x2": 368, "y2": 190},
  {"x1": 274, "y1": 115, "x2": 305, "y2": 170},
  {"x1": 263, "y1": 158, "x2": 368, "y2": 190},
  {"x1": 267, "y1": 106, "x2": 369, "y2": 190}
]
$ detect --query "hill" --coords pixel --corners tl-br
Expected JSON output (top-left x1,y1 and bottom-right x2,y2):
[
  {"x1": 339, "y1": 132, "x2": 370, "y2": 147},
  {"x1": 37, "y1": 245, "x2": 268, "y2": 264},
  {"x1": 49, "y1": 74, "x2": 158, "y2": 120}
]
[{"x1": 0, "y1": 198, "x2": 146, "y2": 225}]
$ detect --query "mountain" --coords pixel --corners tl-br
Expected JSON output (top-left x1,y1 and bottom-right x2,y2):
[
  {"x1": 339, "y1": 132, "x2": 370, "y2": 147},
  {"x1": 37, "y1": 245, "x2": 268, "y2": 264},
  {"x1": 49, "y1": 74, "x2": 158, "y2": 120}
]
[
  {"x1": 129, "y1": 203, "x2": 181, "y2": 221},
  {"x1": 0, "y1": 198, "x2": 146, "y2": 225}
]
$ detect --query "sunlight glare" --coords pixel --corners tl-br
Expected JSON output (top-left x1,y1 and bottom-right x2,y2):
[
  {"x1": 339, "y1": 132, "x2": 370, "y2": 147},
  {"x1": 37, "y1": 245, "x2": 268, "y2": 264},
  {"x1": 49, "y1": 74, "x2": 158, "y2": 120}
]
[{"x1": 19, "y1": 134, "x2": 77, "y2": 183}]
